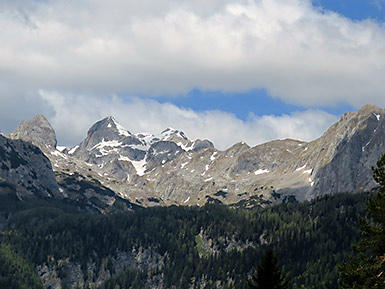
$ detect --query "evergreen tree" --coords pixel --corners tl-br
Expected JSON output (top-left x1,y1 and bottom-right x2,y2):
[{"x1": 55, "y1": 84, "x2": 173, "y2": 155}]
[
  {"x1": 339, "y1": 153, "x2": 385, "y2": 288},
  {"x1": 248, "y1": 249, "x2": 289, "y2": 289},
  {"x1": 0, "y1": 242, "x2": 43, "y2": 289}
]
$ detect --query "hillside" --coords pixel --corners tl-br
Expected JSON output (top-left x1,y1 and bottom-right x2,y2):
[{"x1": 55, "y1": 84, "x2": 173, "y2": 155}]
[{"x1": 0, "y1": 192, "x2": 368, "y2": 289}]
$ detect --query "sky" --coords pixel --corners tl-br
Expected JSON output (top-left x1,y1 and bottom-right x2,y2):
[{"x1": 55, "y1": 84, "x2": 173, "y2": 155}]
[{"x1": 1, "y1": 0, "x2": 385, "y2": 150}]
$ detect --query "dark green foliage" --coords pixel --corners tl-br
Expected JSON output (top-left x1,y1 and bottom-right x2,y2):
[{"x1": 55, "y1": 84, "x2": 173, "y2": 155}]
[
  {"x1": 0, "y1": 242, "x2": 43, "y2": 289},
  {"x1": 248, "y1": 249, "x2": 289, "y2": 289},
  {"x1": 339, "y1": 154, "x2": 385, "y2": 288},
  {"x1": 0, "y1": 190, "x2": 367, "y2": 289},
  {"x1": 98, "y1": 268, "x2": 148, "y2": 289}
]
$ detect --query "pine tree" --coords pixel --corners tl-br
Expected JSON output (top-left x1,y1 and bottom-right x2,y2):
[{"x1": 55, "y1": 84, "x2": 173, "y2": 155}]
[
  {"x1": 339, "y1": 153, "x2": 385, "y2": 288},
  {"x1": 248, "y1": 249, "x2": 289, "y2": 289}
]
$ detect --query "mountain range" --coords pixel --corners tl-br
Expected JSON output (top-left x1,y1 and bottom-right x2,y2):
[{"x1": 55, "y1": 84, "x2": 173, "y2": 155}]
[{"x1": 1, "y1": 104, "x2": 385, "y2": 209}]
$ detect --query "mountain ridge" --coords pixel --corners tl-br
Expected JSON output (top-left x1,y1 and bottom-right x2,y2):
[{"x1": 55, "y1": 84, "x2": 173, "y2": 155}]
[{"x1": 4, "y1": 104, "x2": 385, "y2": 207}]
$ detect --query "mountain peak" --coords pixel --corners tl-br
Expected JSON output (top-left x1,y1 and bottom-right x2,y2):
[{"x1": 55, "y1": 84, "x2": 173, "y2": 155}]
[
  {"x1": 8, "y1": 114, "x2": 57, "y2": 150},
  {"x1": 358, "y1": 104, "x2": 381, "y2": 113},
  {"x1": 161, "y1": 127, "x2": 188, "y2": 141},
  {"x1": 87, "y1": 116, "x2": 131, "y2": 140}
]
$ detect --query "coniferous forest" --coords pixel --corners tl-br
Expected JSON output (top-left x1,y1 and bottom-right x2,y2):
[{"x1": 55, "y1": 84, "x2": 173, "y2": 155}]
[{"x1": 0, "y1": 187, "x2": 370, "y2": 289}]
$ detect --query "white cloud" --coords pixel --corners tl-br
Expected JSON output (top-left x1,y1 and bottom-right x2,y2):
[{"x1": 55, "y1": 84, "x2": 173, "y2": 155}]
[
  {"x1": 1, "y1": 0, "x2": 385, "y2": 107},
  {"x1": 39, "y1": 91, "x2": 337, "y2": 150}
]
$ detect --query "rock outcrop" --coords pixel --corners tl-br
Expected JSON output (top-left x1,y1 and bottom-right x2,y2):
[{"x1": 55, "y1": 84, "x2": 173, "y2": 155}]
[{"x1": 0, "y1": 135, "x2": 59, "y2": 198}]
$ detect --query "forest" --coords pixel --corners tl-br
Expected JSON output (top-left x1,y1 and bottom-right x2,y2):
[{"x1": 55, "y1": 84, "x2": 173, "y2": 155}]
[{"x1": 0, "y1": 187, "x2": 370, "y2": 289}]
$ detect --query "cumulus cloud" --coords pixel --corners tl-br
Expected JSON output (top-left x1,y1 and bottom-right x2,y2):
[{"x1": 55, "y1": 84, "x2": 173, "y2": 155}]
[
  {"x1": 1, "y1": 0, "x2": 385, "y2": 107},
  {"x1": 39, "y1": 91, "x2": 337, "y2": 150}
]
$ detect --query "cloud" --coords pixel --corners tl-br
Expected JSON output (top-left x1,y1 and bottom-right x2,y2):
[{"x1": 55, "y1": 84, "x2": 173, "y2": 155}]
[
  {"x1": 1, "y1": 0, "x2": 385, "y2": 108},
  {"x1": 39, "y1": 91, "x2": 338, "y2": 150},
  {"x1": 370, "y1": 0, "x2": 385, "y2": 11}
]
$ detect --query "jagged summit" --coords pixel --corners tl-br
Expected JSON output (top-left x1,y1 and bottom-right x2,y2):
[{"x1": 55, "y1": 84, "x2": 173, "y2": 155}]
[
  {"x1": 358, "y1": 103, "x2": 382, "y2": 113},
  {"x1": 86, "y1": 116, "x2": 132, "y2": 141},
  {"x1": 5, "y1": 104, "x2": 385, "y2": 207},
  {"x1": 8, "y1": 114, "x2": 57, "y2": 150},
  {"x1": 161, "y1": 127, "x2": 188, "y2": 141}
]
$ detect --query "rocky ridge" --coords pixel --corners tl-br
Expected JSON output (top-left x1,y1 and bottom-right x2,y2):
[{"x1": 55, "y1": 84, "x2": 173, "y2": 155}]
[{"x1": 6, "y1": 104, "x2": 385, "y2": 207}]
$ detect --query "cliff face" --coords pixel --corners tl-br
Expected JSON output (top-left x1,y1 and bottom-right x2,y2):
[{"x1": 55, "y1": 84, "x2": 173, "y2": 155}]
[{"x1": 0, "y1": 135, "x2": 59, "y2": 198}]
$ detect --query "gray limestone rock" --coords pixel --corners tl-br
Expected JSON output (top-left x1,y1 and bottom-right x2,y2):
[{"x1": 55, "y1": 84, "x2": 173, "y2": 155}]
[
  {"x1": 8, "y1": 114, "x2": 57, "y2": 150},
  {"x1": 0, "y1": 135, "x2": 60, "y2": 198}
]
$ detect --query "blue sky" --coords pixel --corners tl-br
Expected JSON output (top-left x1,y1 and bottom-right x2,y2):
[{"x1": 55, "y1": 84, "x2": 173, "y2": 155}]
[
  {"x1": 1, "y1": 0, "x2": 385, "y2": 149},
  {"x1": 157, "y1": 89, "x2": 357, "y2": 120},
  {"x1": 314, "y1": 0, "x2": 385, "y2": 21}
]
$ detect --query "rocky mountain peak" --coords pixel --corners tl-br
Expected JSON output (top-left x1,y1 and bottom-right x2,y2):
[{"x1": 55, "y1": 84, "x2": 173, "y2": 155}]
[
  {"x1": 4, "y1": 104, "x2": 385, "y2": 208},
  {"x1": 357, "y1": 103, "x2": 382, "y2": 114},
  {"x1": 87, "y1": 116, "x2": 131, "y2": 139},
  {"x1": 8, "y1": 114, "x2": 57, "y2": 150},
  {"x1": 161, "y1": 127, "x2": 188, "y2": 141}
]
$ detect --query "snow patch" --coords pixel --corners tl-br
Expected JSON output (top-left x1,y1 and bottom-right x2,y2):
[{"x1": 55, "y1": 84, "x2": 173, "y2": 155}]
[
  {"x1": 112, "y1": 118, "x2": 130, "y2": 136},
  {"x1": 68, "y1": 145, "x2": 79, "y2": 155},
  {"x1": 91, "y1": 139, "x2": 122, "y2": 150},
  {"x1": 118, "y1": 155, "x2": 147, "y2": 176},
  {"x1": 362, "y1": 141, "x2": 370, "y2": 152},
  {"x1": 204, "y1": 177, "x2": 213, "y2": 182},
  {"x1": 56, "y1": 146, "x2": 67, "y2": 152},
  {"x1": 295, "y1": 165, "x2": 306, "y2": 171},
  {"x1": 161, "y1": 127, "x2": 187, "y2": 141},
  {"x1": 177, "y1": 141, "x2": 194, "y2": 151},
  {"x1": 131, "y1": 159, "x2": 147, "y2": 176},
  {"x1": 255, "y1": 169, "x2": 269, "y2": 175},
  {"x1": 180, "y1": 162, "x2": 188, "y2": 169},
  {"x1": 135, "y1": 133, "x2": 158, "y2": 147},
  {"x1": 210, "y1": 152, "x2": 218, "y2": 161},
  {"x1": 303, "y1": 169, "x2": 312, "y2": 174},
  {"x1": 51, "y1": 150, "x2": 68, "y2": 159},
  {"x1": 374, "y1": 113, "x2": 381, "y2": 121},
  {"x1": 184, "y1": 196, "x2": 191, "y2": 203}
]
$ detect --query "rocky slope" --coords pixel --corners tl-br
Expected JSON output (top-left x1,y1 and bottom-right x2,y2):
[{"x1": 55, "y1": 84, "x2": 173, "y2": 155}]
[
  {"x1": 6, "y1": 104, "x2": 385, "y2": 207},
  {"x1": 0, "y1": 134, "x2": 59, "y2": 199}
]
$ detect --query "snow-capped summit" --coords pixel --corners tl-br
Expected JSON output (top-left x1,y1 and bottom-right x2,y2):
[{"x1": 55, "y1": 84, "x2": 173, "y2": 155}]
[
  {"x1": 161, "y1": 127, "x2": 188, "y2": 141},
  {"x1": 85, "y1": 116, "x2": 132, "y2": 144},
  {"x1": 6, "y1": 104, "x2": 385, "y2": 207}
]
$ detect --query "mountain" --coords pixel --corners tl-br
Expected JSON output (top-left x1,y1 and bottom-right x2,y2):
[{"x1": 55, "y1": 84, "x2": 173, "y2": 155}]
[
  {"x1": 0, "y1": 134, "x2": 59, "y2": 199},
  {"x1": 4, "y1": 116, "x2": 138, "y2": 213},
  {"x1": 8, "y1": 114, "x2": 57, "y2": 151},
  {"x1": 5, "y1": 104, "x2": 385, "y2": 207}
]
